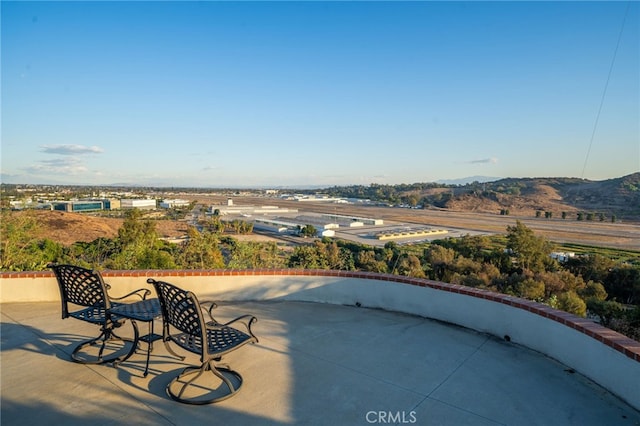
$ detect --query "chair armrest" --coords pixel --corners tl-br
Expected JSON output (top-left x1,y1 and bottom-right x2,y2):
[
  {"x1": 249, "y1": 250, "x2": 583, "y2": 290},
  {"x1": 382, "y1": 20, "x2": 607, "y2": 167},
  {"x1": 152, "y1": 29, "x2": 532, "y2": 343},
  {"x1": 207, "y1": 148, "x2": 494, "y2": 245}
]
[
  {"x1": 200, "y1": 301, "x2": 219, "y2": 323},
  {"x1": 201, "y1": 300, "x2": 258, "y2": 342},
  {"x1": 220, "y1": 315, "x2": 259, "y2": 342},
  {"x1": 204, "y1": 315, "x2": 258, "y2": 343},
  {"x1": 109, "y1": 288, "x2": 151, "y2": 301}
]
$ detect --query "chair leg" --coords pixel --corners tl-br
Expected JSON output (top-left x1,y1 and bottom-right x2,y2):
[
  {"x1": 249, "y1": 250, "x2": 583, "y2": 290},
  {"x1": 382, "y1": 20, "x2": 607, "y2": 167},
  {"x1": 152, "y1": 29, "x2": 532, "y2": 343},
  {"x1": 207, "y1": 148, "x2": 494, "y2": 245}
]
[
  {"x1": 113, "y1": 320, "x2": 139, "y2": 368},
  {"x1": 167, "y1": 361, "x2": 243, "y2": 405},
  {"x1": 71, "y1": 331, "x2": 109, "y2": 364},
  {"x1": 71, "y1": 320, "x2": 138, "y2": 365},
  {"x1": 163, "y1": 338, "x2": 186, "y2": 361}
]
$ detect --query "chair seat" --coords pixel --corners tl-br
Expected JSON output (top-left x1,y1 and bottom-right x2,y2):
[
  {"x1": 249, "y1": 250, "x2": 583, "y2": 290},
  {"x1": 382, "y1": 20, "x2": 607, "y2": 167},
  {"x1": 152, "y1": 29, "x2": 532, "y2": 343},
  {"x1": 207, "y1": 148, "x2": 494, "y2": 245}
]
[
  {"x1": 68, "y1": 302, "x2": 126, "y2": 324},
  {"x1": 172, "y1": 325, "x2": 253, "y2": 357},
  {"x1": 69, "y1": 303, "x2": 124, "y2": 324}
]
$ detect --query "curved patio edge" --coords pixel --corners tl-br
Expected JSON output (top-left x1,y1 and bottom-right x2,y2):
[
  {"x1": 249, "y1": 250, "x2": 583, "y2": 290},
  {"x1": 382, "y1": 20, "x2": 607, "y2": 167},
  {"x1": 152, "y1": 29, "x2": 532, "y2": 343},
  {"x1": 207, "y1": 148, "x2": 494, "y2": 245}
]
[{"x1": 1, "y1": 268, "x2": 639, "y2": 410}]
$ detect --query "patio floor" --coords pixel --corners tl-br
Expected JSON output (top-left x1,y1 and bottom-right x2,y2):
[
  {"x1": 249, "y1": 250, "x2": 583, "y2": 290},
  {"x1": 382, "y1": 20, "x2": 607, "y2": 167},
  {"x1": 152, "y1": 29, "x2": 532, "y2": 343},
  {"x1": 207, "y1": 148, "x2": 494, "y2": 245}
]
[{"x1": 2, "y1": 300, "x2": 639, "y2": 426}]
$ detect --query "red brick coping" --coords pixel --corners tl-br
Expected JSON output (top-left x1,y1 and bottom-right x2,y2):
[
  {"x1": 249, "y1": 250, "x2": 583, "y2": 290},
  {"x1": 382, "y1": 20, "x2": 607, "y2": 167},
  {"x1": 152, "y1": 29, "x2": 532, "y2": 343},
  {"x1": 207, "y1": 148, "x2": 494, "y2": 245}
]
[{"x1": 4, "y1": 268, "x2": 639, "y2": 363}]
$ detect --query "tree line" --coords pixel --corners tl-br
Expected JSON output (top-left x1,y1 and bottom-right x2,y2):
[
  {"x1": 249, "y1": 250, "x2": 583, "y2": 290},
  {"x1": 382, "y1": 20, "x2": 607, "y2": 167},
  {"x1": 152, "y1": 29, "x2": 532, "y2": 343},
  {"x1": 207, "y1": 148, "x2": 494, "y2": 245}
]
[{"x1": 1, "y1": 209, "x2": 638, "y2": 341}]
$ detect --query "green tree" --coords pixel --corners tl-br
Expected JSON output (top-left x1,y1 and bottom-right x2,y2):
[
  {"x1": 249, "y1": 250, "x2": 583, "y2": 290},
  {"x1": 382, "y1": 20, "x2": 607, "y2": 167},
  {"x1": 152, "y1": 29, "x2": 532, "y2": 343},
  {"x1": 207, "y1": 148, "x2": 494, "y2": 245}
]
[
  {"x1": 68, "y1": 237, "x2": 119, "y2": 268},
  {"x1": 118, "y1": 209, "x2": 156, "y2": 246},
  {"x1": 536, "y1": 270, "x2": 586, "y2": 299},
  {"x1": 557, "y1": 291, "x2": 587, "y2": 317},
  {"x1": 109, "y1": 208, "x2": 176, "y2": 269},
  {"x1": 288, "y1": 245, "x2": 326, "y2": 269},
  {"x1": 586, "y1": 299, "x2": 624, "y2": 327},
  {"x1": 604, "y1": 265, "x2": 640, "y2": 305},
  {"x1": 299, "y1": 224, "x2": 317, "y2": 238},
  {"x1": 452, "y1": 256, "x2": 482, "y2": 276},
  {"x1": 566, "y1": 254, "x2": 615, "y2": 283},
  {"x1": 506, "y1": 221, "x2": 553, "y2": 273},
  {"x1": 578, "y1": 281, "x2": 608, "y2": 302},
  {"x1": 204, "y1": 216, "x2": 225, "y2": 233},
  {"x1": 178, "y1": 227, "x2": 225, "y2": 269},
  {"x1": 426, "y1": 245, "x2": 456, "y2": 281},
  {"x1": 514, "y1": 278, "x2": 545, "y2": 301},
  {"x1": 0, "y1": 211, "x2": 61, "y2": 271},
  {"x1": 445, "y1": 234, "x2": 491, "y2": 261},
  {"x1": 395, "y1": 254, "x2": 425, "y2": 278},
  {"x1": 356, "y1": 250, "x2": 388, "y2": 273},
  {"x1": 228, "y1": 241, "x2": 285, "y2": 269},
  {"x1": 407, "y1": 194, "x2": 419, "y2": 208},
  {"x1": 108, "y1": 238, "x2": 176, "y2": 270}
]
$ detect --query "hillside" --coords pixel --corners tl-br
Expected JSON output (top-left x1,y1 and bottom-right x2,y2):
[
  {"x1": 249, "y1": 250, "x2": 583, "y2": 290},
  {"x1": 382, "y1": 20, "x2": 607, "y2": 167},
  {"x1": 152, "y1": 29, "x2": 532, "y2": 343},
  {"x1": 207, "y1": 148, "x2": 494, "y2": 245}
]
[
  {"x1": 24, "y1": 210, "x2": 187, "y2": 246},
  {"x1": 422, "y1": 173, "x2": 640, "y2": 220}
]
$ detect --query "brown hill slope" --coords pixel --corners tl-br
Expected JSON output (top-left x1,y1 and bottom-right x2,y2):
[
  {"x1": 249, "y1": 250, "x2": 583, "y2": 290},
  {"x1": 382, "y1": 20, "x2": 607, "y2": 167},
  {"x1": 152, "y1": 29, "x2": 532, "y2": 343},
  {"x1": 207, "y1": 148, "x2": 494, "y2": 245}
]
[
  {"x1": 422, "y1": 173, "x2": 640, "y2": 219},
  {"x1": 24, "y1": 210, "x2": 187, "y2": 246}
]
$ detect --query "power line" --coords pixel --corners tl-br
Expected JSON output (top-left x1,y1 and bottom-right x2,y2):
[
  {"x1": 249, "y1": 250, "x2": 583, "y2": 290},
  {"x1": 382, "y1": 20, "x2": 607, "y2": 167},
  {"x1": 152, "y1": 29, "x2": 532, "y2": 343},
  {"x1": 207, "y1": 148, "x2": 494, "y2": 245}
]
[{"x1": 580, "y1": 1, "x2": 632, "y2": 179}]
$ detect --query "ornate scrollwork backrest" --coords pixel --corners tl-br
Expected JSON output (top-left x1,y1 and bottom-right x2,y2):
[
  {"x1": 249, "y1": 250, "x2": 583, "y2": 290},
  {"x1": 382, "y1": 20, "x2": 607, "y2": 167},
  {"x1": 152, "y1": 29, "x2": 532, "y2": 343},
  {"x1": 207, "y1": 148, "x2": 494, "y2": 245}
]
[
  {"x1": 150, "y1": 280, "x2": 203, "y2": 339},
  {"x1": 50, "y1": 264, "x2": 110, "y2": 317}
]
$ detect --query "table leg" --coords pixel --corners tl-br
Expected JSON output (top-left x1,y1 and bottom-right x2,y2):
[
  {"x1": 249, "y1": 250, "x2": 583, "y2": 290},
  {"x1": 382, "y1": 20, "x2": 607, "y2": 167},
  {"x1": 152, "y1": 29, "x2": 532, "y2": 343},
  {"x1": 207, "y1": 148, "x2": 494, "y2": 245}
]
[{"x1": 143, "y1": 319, "x2": 154, "y2": 377}]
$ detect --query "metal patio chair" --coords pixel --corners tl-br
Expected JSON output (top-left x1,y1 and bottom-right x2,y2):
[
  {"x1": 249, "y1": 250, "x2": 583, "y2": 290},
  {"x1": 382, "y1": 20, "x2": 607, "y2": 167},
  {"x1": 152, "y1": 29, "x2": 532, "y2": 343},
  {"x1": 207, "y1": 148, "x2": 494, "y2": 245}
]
[
  {"x1": 147, "y1": 278, "x2": 258, "y2": 404},
  {"x1": 49, "y1": 263, "x2": 150, "y2": 364}
]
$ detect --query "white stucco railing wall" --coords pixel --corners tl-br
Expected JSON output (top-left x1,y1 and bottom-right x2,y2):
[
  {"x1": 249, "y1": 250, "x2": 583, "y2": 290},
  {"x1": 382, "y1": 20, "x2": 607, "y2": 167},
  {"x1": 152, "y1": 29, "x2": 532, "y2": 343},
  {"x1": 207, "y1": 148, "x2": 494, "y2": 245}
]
[{"x1": 1, "y1": 270, "x2": 639, "y2": 411}]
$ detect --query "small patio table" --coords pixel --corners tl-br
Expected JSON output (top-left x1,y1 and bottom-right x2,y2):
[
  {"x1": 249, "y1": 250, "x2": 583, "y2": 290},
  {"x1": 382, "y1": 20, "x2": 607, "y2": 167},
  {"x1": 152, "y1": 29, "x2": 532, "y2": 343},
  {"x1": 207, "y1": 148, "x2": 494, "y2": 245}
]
[{"x1": 110, "y1": 298, "x2": 163, "y2": 376}]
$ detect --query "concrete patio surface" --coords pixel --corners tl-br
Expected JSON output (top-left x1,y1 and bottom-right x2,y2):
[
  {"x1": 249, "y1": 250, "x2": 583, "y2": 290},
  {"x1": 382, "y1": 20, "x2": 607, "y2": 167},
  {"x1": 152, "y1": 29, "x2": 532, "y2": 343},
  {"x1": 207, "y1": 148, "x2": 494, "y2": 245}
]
[{"x1": 2, "y1": 300, "x2": 639, "y2": 426}]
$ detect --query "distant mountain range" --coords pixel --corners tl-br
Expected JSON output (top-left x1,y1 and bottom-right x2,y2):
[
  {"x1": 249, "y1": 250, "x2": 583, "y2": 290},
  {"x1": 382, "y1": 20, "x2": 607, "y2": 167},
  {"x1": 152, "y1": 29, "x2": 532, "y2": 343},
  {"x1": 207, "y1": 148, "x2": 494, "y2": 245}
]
[{"x1": 436, "y1": 176, "x2": 502, "y2": 185}]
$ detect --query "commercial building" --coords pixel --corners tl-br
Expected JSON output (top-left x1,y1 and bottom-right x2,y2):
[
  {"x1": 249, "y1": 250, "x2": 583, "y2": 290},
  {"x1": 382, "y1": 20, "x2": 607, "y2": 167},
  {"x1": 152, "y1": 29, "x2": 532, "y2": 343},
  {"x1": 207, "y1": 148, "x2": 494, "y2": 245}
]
[
  {"x1": 120, "y1": 199, "x2": 157, "y2": 210},
  {"x1": 51, "y1": 199, "x2": 113, "y2": 213},
  {"x1": 159, "y1": 199, "x2": 190, "y2": 209}
]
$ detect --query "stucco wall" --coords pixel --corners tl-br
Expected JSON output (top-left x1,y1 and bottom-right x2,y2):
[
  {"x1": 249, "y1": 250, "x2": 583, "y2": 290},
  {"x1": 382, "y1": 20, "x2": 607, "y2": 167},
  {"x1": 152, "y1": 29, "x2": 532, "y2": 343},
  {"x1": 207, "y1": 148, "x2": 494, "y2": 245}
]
[{"x1": 1, "y1": 269, "x2": 639, "y2": 410}]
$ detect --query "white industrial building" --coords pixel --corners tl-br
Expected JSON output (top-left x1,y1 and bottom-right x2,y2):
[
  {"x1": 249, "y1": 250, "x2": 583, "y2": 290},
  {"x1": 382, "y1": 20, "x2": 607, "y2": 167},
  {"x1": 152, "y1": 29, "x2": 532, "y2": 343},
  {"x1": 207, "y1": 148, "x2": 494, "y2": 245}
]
[
  {"x1": 120, "y1": 199, "x2": 157, "y2": 210},
  {"x1": 252, "y1": 218, "x2": 335, "y2": 237},
  {"x1": 320, "y1": 213, "x2": 383, "y2": 226},
  {"x1": 210, "y1": 205, "x2": 298, "y2": 216},
  {"x1": 160, "y1": 199, "x2": 190, "y2": 209}
]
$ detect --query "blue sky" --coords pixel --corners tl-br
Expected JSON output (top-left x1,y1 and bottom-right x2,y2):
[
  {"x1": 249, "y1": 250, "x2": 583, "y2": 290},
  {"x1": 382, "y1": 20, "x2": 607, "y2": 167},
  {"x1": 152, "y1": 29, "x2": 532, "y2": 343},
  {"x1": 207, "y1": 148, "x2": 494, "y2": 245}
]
[{"x1": 2, "y1": 1, "x2": 638, "y2": 188}]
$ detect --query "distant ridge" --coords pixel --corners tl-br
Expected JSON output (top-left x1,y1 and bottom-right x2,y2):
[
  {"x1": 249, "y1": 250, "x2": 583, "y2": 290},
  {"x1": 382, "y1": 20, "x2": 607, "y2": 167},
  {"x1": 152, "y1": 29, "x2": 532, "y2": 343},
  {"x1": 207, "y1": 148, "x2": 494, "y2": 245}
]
[
  {"x1": 318, "y1": 172, "x2": 640, "y2": 220},
  {"x1": 433, "y1": 173, "x2": 640, "y2": 220},
  {"x1": 436, "y1": 176, "x2": 501, "y2": 185}
]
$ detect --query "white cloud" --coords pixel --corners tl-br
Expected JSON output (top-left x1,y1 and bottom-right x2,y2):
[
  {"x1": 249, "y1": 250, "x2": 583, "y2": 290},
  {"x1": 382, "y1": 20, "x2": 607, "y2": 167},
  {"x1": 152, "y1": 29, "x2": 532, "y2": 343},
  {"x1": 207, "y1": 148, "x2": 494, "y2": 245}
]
[
  {"x1": 23, "y1": 158, "x2": 88, "y2": 175},
  {"x1": 202, "y1": 165, "x2": 220, "y2": 172},
  {"x1": 40, "y1": 144, "x2": 104, "y2": 155},
  {"x1": 468, "y1": 157, "x2": 498, "y2": 165}
]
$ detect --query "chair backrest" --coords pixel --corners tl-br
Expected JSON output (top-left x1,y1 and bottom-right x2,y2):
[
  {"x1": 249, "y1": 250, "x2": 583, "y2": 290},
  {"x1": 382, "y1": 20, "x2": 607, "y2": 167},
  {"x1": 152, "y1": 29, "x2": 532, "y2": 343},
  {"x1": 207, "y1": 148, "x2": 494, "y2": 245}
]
[
  {"x1": 148, "y1": 279, "x2": 207, "y2": 352},
  {"x1": 49, "y1": 264, "x2": 111, "y2": 318}
]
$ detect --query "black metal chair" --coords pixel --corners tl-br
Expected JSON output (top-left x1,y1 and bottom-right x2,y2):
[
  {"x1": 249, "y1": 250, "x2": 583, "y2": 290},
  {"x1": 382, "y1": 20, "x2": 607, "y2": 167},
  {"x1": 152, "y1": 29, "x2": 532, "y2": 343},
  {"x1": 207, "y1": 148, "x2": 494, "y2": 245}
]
[
  {"x1": 147, "y1": 278, "x2": 258, "y2": 404},
  {"x1": 49, "y1": 264, "x2": 150, "y2": 364}
]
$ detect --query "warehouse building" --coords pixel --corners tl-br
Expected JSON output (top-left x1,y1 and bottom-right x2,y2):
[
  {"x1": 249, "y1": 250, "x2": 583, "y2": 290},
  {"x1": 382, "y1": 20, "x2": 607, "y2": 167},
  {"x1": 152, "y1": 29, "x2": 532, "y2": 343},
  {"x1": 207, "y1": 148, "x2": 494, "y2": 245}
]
[{"x1": 120, "y1": 199, "x2": 157, "y2": 210}]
